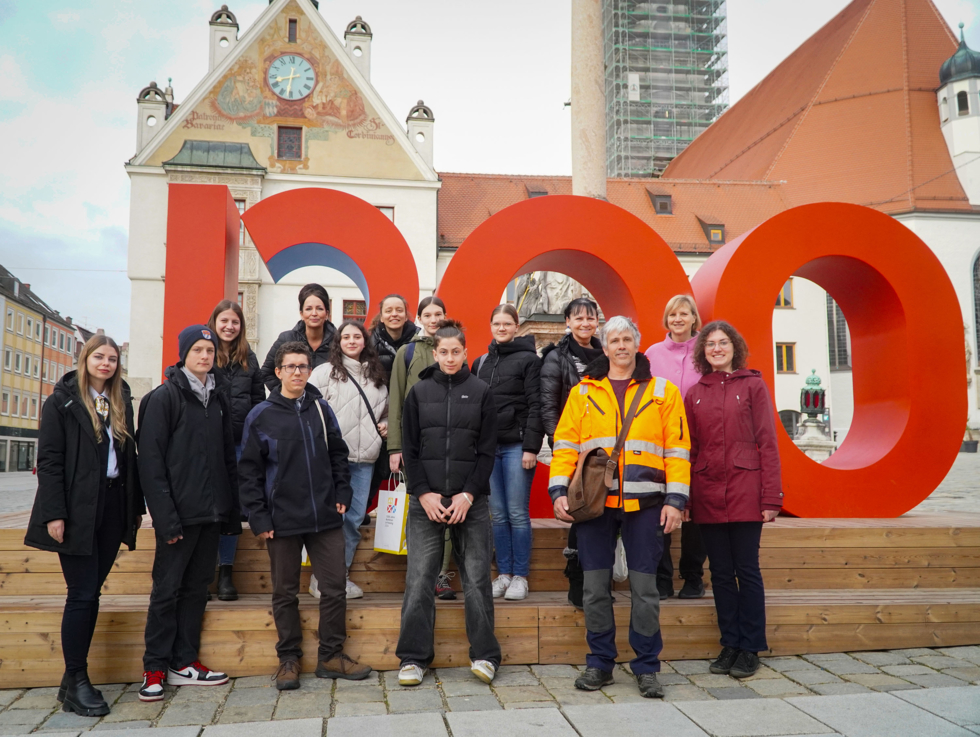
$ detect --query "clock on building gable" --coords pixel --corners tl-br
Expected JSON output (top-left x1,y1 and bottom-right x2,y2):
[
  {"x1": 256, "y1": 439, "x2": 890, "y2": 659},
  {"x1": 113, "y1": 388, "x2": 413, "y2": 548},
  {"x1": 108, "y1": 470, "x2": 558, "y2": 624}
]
[{"x1": 268, "y1": 54, "x2": 316, "y2": 100}]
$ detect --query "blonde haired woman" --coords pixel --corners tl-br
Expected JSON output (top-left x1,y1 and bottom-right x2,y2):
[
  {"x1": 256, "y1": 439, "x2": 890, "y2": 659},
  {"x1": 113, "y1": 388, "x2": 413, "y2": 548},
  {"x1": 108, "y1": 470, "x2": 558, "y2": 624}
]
[
  {"x1": 25, "y1": 336, "x2": 144, "y2": 717},
  {"x1": 644, "y1": 294, "x2": 707, "y2": 601}
]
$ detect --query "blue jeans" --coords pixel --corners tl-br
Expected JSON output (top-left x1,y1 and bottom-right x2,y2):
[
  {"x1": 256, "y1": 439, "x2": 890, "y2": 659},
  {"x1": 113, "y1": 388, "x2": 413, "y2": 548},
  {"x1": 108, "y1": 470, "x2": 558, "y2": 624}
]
[
  {"x1": 344, "y1": 462, "x2": 375, "y2": 570},
  {"x1": 218, "y1": 443, "x2": 244, "y2": 566},
  {"x1": 488, "y1": 443, "x2": 534, "y2": 577}
]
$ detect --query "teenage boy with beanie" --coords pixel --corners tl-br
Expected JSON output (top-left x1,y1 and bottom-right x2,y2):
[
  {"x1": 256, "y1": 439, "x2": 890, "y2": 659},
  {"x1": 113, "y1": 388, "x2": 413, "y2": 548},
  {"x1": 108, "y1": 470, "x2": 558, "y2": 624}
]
[
  {"x1": 137, "y1": 325, "x2": 241, "y2": 702},
  {"x1": 239, "y1": 341, "x2": 371, "y2": 690}
]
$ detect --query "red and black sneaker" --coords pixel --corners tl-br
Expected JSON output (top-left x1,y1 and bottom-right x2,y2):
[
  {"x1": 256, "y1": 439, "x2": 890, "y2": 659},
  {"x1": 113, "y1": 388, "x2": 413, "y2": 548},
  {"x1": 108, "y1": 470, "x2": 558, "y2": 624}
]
[
  {"x1": 435, "y1": 572, "x2": 457, "y2": 600},
  {"x1": 167, "y1": 661, "x2": 229, "y2": 686},
  {"x1": 139, "y1": 670, "x2": 166, "y2": 702}
]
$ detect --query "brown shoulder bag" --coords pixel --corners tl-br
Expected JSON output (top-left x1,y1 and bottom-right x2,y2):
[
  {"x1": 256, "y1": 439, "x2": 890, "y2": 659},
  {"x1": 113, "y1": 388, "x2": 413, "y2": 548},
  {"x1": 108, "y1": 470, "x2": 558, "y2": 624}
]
[{"x1": 566, "y1": 380, "x2": 649, "y2": 523}]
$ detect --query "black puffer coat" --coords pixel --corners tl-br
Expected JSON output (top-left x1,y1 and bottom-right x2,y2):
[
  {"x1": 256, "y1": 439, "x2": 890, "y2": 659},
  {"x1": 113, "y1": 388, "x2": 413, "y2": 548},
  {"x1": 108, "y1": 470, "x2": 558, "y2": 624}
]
[
  {"x1": 401, "y1": 364, "x2": 497, "y2": 498},
  {"x1": 372, "y1": 321, "x2": 419, "y2": 385},
  {"x1": 137, "y1": 365, "x2": 241, "y2": 541},
  {"x1": 540, "y1": 333, "x2": 603, "y2": 444},
  {"x1": 215, "y1": 349, "x2": 265, "y2": 443},
  {"x1": 259, "y1": 320, "x2": 337, "y2": 391},
  {"x1": 474, "y1": 336, "x2": 544, "y2": 453},
  {"x1": 25, "y1": 373, "x2": 145, "y2": 556}
]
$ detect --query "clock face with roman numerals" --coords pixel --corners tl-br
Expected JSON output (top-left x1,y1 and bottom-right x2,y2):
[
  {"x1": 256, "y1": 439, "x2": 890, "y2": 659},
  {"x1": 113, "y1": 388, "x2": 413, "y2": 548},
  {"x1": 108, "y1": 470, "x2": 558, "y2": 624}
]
[{"x1": 267, "y1": 55, "x2": 316, "y2": 100}]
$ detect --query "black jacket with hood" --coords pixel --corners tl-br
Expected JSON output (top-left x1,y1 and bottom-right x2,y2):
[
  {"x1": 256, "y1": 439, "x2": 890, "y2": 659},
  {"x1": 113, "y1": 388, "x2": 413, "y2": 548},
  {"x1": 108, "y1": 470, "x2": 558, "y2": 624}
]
[
  {"x1": 259, "y1": 320, "x2": 337, "y2": 391},
  {"x1": 372, "y1": 321, "x2": 419, "y2": 385},
  {"x1": 401, "y1": 363, "x2": 497, "y2": 498},
  {"x1": 540, "y1": 333, "x2": 603, "y2": 444},
  {"x1": 215, "y1": 349, "x2": 265, "y2": 444},
  {"x1": 137, "y1": 365, "x2": 241, "y2": 541},
  {"x1": 238, "y1": 385, "x2": 353, "y2": 537},
  {"x1": 25, "y1": 372, "x2": 145, "y2": 555},
  {"x1": 474, "y1": 335, "x2": 544, "y2": 453}
]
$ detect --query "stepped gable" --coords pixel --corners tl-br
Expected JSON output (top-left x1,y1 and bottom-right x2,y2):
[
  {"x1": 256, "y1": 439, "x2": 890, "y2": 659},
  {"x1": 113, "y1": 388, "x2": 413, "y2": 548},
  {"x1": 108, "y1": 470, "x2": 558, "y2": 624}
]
[
  {"x1": 662, "y1": 0, "x2": 971, "y2": 214},
  {"x1": 437, "y1": 173, "x2": 790, "y2": 253}
]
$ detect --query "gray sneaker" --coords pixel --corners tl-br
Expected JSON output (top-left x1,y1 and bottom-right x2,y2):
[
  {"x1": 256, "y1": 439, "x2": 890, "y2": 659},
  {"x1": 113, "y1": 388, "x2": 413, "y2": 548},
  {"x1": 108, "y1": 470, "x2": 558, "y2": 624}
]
[{"x1": 637, "y1": 673, "x2": 664, "y2": 698}]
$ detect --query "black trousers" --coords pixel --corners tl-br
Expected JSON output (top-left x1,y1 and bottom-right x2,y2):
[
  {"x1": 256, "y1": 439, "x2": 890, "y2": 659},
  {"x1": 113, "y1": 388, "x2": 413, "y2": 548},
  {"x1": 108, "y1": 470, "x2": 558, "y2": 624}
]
[
  {"x1": 657, "y1": 520, "x2": 707, "y2": 588},
  {"x1": 143, "y1": 523, "x2": 220, "y2": 672},
  {"x1": 58, "y1": 479, "x2": 125, "y2": 675},
  {"x1": 700, "y1": 521, "x2": 768, "y2": 653}
]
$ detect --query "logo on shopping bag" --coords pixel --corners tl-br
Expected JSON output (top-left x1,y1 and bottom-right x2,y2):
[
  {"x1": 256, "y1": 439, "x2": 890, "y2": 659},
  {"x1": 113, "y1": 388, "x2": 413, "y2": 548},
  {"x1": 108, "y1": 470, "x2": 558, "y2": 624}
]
[{"x1": 387, "y1": 496, "x2": 398, "y2": 515}]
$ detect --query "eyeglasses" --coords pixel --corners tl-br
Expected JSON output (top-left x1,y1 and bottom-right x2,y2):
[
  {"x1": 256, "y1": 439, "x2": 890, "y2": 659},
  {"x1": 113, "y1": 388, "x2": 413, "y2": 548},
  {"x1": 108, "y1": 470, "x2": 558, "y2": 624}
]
[
  {"x1": 705, "y1": 340, "x2": 732, "y2": 350},
  {"x1": 280, "y1": 364, "x2": 311, "y2": 375}
]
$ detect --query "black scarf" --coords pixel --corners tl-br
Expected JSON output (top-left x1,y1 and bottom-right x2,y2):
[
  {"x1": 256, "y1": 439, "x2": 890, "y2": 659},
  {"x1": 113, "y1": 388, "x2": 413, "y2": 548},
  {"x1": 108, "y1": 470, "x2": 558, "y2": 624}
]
[{"x1": 567, "y1": 335, "x2": 603, "y2": 367}]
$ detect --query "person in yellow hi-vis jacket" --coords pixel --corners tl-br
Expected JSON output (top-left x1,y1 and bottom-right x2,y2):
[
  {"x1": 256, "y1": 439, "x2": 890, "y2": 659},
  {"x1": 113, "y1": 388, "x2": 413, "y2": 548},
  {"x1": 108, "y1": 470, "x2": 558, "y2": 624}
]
[{"x1": 549, "y1": 316, "x2": 691, "y2": 700}]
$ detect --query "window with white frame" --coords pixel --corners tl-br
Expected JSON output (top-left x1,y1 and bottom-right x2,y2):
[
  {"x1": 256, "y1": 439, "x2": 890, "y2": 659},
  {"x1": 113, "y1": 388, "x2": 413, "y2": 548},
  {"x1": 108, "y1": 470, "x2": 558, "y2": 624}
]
[
  {"x1": 59, "y1": 332, "x2": 65, "y2": 351},
  {"x1": 14, "y1": 352, "x2": 21, "y2": 374},
  {"x1": 10, "y1": 393, "x2": 19, "y2": 417},
  {"x1": 30, "y1": 397, "x2": 37, "y2": 419},
  {"x1": 23, "y1": 356, "x2": 30, "y2": 377},
  {"x1": 42, "y1": 360, "x2": 48, "y2": 381},
  {"x1": 3, "y1": 348, "x2": 10, "y2": 371},
  {"x1": 35, "y1": 321, "x2": 41, "y2": 341},
  {"x1": 66, "y1": 336, "x2": 73, "y2": 355},
  {"x1": 0, "y1": 391, "x2": 7, "y2": 415},
  {"x1": 15, "y1": 313, "x2": 23, "y2": 335},
  {"x1": 5, "y1": 309, "x2": 12, "y2": 331},
  {"x1": 20, "y1": 396, "x2": 27, "y2": 417},
  {"x1": 26, "y1": 318, "x2": 33, "y2": 339},
  {"x1": 33, "y1": 359, "x2": 39, "y2": 379}
]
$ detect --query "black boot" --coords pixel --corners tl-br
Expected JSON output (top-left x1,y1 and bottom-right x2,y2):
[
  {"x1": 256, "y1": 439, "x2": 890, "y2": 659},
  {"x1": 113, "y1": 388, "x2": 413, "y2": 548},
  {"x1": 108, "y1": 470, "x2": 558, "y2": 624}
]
[
  {"x1": 217, "y1": 565, "x2": 238, "y2": 601},
  {"x1": 62, "y1": 671, "x2": 110, "y2": 717},
  {"x1": 564, "y1": 551, "x2": 584, "y2": 610},
  {"x1": 58, "y1": 670, "x2": 102, "y2": 703}
]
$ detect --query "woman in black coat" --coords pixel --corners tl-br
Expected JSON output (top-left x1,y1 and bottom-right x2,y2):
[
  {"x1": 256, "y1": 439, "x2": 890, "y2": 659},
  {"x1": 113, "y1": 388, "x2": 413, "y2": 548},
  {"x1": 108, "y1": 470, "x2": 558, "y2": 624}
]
[
  {"x1": 538, "y1": 297, "x2": 602, "y2": 610},
  {"x1": 371, "y1": 293, "x2": 420, "y2": 385},
  {"x1": 474, "y1": 304, "x2": 543, "y2": 601},
  {"x1": 260, "y1": 283, "x2": 337, "y2": 390},
  {"x1": 208, "y1": 300, "x2": 265, "y2": 601},
  {"x1": 25, "y1": 335, "x2": 144, "y2": 717}
]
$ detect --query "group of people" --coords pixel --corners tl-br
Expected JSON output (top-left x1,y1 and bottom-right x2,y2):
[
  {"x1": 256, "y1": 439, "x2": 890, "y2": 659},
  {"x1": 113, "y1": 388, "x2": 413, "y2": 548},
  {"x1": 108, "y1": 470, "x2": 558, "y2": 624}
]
[{"x1": 25, "y1": 283, "x2": 782, "y2": 714}]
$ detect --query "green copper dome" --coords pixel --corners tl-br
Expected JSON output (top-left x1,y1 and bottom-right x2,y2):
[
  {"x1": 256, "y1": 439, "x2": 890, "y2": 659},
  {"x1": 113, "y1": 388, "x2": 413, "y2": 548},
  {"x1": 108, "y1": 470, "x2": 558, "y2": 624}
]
[
  {"x1": 805, "y1": 369, "x2": 822, "y2": 387},
  {"x1": 939, "y1": 23, "x2": 980, "y2": 86}
]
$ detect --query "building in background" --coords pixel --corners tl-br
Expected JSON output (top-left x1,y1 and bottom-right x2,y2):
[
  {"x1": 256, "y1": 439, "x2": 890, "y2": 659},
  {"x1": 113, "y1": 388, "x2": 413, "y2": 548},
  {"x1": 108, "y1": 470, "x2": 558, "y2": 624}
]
[
  {"x1": 603, "y1": 0, "x2": 728, "y2": 177},
  {"x1": 0, "y1": 266, "x2": 75, "y2": 472}
]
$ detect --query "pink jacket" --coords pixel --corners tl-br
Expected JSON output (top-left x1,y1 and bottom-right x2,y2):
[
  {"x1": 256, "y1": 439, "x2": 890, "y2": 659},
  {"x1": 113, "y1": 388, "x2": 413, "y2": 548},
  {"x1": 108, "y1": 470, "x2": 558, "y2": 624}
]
[{"x1": 644, "y1": 333, "x2": 700, "y2": 399}]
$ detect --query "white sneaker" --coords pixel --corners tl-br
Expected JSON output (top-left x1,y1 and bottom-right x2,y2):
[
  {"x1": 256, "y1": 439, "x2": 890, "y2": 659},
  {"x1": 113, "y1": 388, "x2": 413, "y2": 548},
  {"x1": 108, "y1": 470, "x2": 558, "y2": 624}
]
[
  {"x1": 491, "y1": 575, "x2": 512, "y2": 599},
  {"x1": 346, "y1": 578, "x2": 364, "y2": 599},
  {"x1": 166, "y1": 661, "x2": 228, "y2": 686},
  {"x1": 504, "y1": 575, "x2": 529, "y2": 601},
  {"x1": 398, "y1": 663, "x2": 426, "y2": 686},
  {"x1": 471, "y1": 659, "x2": 496, "y2": 684}
]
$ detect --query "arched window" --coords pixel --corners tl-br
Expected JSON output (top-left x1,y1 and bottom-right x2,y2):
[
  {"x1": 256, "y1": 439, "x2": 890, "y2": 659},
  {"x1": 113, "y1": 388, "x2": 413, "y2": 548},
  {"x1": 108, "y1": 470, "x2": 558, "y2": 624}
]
[{"x1": 958, "y1": 90, "x2": 970, "y2": 116}]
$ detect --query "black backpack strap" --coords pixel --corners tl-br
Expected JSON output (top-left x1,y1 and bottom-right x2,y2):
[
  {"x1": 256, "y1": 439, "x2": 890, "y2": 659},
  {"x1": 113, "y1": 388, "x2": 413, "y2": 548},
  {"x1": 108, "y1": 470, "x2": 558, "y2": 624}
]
[
  {"x1": 404, "y1": 341, "x2": 416, "y2": 371},
  {"x1": 343, "y1": 367, "x2": 383, "y2": 439},
  {"x1": 473, "y1": 354, "x2": 487, "y2": 377}
]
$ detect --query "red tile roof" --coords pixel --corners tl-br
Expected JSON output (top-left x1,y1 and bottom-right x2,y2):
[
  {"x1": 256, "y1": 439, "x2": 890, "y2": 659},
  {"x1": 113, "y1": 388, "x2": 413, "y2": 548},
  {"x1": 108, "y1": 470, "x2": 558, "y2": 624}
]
[{"x1": 662, "y1": 0, "x2": 971, "y2": 214}]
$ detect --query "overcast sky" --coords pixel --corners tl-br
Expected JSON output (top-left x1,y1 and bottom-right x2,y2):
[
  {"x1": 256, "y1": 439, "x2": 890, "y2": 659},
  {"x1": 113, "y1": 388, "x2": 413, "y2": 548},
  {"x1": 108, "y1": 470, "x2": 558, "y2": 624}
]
[{"x1": 0, "y1": 0, "x2": 976, "y2": 341}]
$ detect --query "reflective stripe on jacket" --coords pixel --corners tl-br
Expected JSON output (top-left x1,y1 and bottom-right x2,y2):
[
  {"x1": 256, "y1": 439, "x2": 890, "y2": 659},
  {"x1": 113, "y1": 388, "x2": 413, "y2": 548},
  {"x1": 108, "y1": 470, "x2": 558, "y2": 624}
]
[{"x1": 548, "y1": 353, "x2": 691, "y2": 512}]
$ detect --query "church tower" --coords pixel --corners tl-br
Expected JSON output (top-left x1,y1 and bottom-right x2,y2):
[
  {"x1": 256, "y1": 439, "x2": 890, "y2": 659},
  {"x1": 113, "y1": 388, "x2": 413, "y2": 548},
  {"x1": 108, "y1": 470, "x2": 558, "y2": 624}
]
[{"x1": 939, "y1": 23, "x2": 980, "y2": 204}]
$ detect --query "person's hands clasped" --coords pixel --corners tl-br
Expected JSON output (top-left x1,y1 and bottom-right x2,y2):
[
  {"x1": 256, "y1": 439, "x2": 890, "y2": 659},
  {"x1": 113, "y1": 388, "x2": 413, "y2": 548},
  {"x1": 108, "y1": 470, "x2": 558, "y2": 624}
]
[
  {"x1": 419, "y1": 492, "x2": 449, "y2": 523},
  {"x1": 521, "y1": 452, "x2": 537, "y2": 470},
  {"x1": 553, "y1": 496, "x2": 574, "y2": 523},
  {"x1": 445, "y1": 493, "x2": 472, "y2": 524},
  {"x1": 661, "y1": 505, "x2": 683, "y2": 534},
  {"x1": 47, "y1": 519, "x2": 65, "y2": 544},
  {"x1": 762, "y1": 509, "x2": 779, "y2": 523}
]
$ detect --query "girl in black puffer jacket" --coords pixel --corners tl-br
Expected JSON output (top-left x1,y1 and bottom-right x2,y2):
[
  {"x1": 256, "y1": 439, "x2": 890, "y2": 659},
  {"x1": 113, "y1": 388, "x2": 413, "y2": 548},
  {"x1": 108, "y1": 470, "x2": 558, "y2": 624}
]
[
  {"x1": 474, "y1": 304, "x2": 543, "y2": 601},
  {"x1": 208, "y1": 300, "x2": 265, "y2": 601}
]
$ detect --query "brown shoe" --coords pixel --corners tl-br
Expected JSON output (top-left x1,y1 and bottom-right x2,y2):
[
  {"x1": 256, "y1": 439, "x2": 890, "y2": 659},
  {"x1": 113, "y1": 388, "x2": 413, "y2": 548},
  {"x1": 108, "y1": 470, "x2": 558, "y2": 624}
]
[
  {"x1": 274, "y1": 660, "x2": 300, "y2": 690},
  {"x1": 315, "y1": 652, "x2": 372, "y2": 680}
]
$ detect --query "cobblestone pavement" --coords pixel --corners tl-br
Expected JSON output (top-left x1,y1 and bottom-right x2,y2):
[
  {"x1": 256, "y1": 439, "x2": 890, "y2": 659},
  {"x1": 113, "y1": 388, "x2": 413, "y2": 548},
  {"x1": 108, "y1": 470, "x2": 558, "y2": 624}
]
[
  {"x1": 1, "y1": 648, "x2": 978, "y2": 735},
  {"x1": 0, "y1": 473, "x2": 36, "y2": 516}
]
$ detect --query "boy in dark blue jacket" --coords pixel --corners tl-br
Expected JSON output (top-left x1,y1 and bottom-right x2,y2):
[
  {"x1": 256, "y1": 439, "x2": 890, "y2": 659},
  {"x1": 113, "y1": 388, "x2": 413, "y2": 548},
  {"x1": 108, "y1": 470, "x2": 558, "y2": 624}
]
[{"x1": 239, "y1": 341, "x2": 370, "y2": 690}]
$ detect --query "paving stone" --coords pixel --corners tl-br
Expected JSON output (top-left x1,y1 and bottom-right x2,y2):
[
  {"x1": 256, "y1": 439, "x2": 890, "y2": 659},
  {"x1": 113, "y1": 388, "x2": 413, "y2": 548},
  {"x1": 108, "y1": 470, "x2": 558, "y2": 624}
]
[
  {"x1": 446, "y1": 695, "x2": 502, "y2": 712},
  {"x1": 294, "y1": 675, "x2": 333, "y2": 692},
  {"x1": 37, "y1": 712, "x2": 102, "y2": 732},
  {"x1": 707, "y1": 688, "x2": 762, "y2": 700},
  {"x1": 100, "y1": 701, "x2": 165, "y2": 722},
  {"x1": 659, "y1": 662, "x2": 677, "y2": 674},
  {"x1": 890, "y1": 648, "x2": 938, "y2": 657},
  {"x1": 840, "y1": 673, "x2": 912, "y2": 688},
  {"x1": 385, "y1": 688, "x2": 444, "y2": 714},
  {"x1": 216, "y1": 704, "x2": 275, "y2": 724},
  {"x1": 440, "y1": 680, "x2": 490, "y2": 697},
  {"x1": 273, "y1": 691, "x2": 331, "y2": 720},
  {"x1": 547, "y1": 689, "x2": 611, "y2": 706},
  {"x1": 493, "y1": 686, "x2": 552, "y2": 703},
  {"x1": 689, "y1": 674, "x2": 741, "y2": 688},
  {"x1": 598, "y1": 681, "x2": 643, "y2": 700},
  {"x1": 787, "y1": 691, "x2": 976, "y2": 737},
  {"x1": 880, "y1": 665, "x2": 935, "y2": 677},
  {"x1": 675, "y1": 698, "x2": 830, "y2": 736},
  {"x1": 228, "y1": 676, "x2": 273, "y2": 689},
  {"x1": 850, "y1": 651, "x2": 911, "y2": 667},
  {"x1": 741, "y1": 666, "x2": 782, "y2": 681},
  {"x1": 802, "y1": 653, "x2": 854, "y2": 664},
  {"x1": 817, "y1": 659, "x2": 880, "y2": 676},
  {"x1": 0, "y1": 729, "x2": 70, "y2": 736},
  {"x1": 529, "y1": 665, "x2": 579, "y2": 678},
  {"x1": 0, "y1": 709, "x2": 54, "y2": 726},
  {"x1": 382, "y1": 670, "x2": 436, "y2": 690},
  {"x1": 332, "y1": 702, "x2": 388, "y2": 717},
  {"x1": 158, "y1": 701, "x2": 219, "y2": 727},
  {"x1": 491, "y1": 670, "x2": 540, "y2": 687},
  {"x1": 903, "y1": 673, "x2": 974, "y2": 689},
  {"x1": 205, "y1": 717, "x2": 322, "y2": 737},
  {"x1": 168, "y1": 684, "x2": 233, "y2": 703},
  {"x1": 944, "y1": 668, "x2": 980, "y2": 683},
  {"x1": 760, "y1": 658, "x2": 820, "y2": 673},
  {"x1": 93, "y1": 729, "x2": 202, "y2": 737},
  {"x1": 0, "y1": 692, "x2": 25, "y2": 707},
  {"x1": 912, "y1": 655, "x2": 972, "y2": 670},
  {"x1": 333, "y1": 686, "x2": 383, "y2": 703},
  {"x1": 784, "y1": 670, "x2": 843, "y2": 686},
  {"x1": 503, "y1": 701, "x2": 560, "y2": 709},
  {"x1": 92, "y1": 721, "x2": 154, "y2": 730},
  {"x1": 564, "y1": 702, "x2": 709, "y2": 736},
  {"x1": 663, "y1": 686, "x2": 714, "y2": 702},
  {"x1": 807, "y1": 683, "x2": 873, "y2": 695},
  {"x1": 333, "y1": 671, "x2": 381, "y2": 688},
  {"x1": 447, "y1": 708, "x2": 576, "y2": 736},
  {"x1": 10, "y1": 690, "x2": 60, "y2": 710},
  {"x1": 744, "y1": 678, "x2": 810, "y2": 697},
  {"x1": 671, "y1": 660, "x2": 712, "y2": 675},
  {"x1": 432, "y1": 667, "x2": 473, "y2": 682},
  {"x1": 224, "y1": 687, "x2": 279, "y2": 707},
  {"x1": 538, "y1": 677, "x2": 578, "y2": 690},
  {"x1": 326, "y1": 712, "x2": 448, "y2": 737},
  {"x1": 658, "y1": 674, "x2": 692, "y2": 686},
  {"x1": 938, "y1": 647, "x2": 980, "y2": 665},
  {"x1": 893, "y1": 686, "x2": 980, "y2": 727}
]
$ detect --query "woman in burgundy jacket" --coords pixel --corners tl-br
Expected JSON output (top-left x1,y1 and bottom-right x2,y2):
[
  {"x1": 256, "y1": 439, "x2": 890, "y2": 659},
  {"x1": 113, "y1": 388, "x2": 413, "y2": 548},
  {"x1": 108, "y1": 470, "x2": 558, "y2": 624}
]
[{"x1": 684, "y1": 320, "x2": 783, "y2": 680}]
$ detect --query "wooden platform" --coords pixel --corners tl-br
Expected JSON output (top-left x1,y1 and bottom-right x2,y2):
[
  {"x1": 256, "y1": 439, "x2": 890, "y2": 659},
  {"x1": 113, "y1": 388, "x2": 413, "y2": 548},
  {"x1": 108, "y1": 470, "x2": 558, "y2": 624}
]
[{"x1": 1, "y1": 513, "x2": 979, "y2": 687}]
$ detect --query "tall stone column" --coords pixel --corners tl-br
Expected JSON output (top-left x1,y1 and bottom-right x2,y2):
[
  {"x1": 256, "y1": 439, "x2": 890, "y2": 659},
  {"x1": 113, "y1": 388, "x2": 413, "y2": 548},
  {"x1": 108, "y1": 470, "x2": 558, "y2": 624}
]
[{"x1": 571, "y1": 0, "x2": 606, "y2": 199}]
